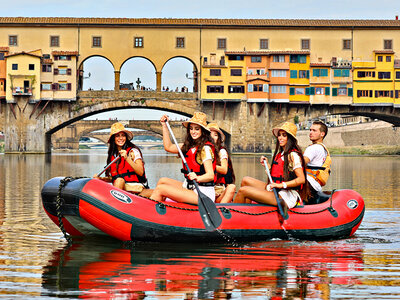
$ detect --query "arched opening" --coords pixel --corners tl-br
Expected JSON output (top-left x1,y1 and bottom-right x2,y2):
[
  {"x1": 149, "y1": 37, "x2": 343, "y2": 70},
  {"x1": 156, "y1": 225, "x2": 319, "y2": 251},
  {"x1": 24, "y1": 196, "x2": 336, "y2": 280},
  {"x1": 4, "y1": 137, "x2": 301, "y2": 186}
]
[
  {"x1": 78, "y1": 56, "x2": 115, "y2": 91},
  {"x1": 161, "y1": 57, "x2": 198, "y2": 93},
  {"x1": 120, "y1": 57, "x2": 156, "y2": 91}
]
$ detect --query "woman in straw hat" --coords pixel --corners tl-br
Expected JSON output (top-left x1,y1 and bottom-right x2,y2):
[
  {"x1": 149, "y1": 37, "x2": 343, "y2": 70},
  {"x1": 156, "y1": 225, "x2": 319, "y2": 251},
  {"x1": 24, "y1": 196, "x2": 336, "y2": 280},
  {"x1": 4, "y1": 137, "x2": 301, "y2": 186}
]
[
  {"x1": 94, "y1": 122, "x2": 149, "y2": 195},
  {"x1": 233, "y1": 122, "x2": 308, "y2": 210},
  {"x1": 207, "y1": 122, "x2": 236, "y2": 203},
  {"x1": 150, "y1": 112, "x2": 217, "y2": 204}
]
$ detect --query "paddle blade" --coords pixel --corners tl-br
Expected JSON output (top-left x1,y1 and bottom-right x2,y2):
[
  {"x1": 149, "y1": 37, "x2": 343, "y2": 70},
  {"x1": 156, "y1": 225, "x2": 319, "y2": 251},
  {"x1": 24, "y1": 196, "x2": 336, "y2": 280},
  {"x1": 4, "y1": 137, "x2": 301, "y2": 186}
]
[{"x1": 197, "y1": 190, "x2": 222, "y2": 231}]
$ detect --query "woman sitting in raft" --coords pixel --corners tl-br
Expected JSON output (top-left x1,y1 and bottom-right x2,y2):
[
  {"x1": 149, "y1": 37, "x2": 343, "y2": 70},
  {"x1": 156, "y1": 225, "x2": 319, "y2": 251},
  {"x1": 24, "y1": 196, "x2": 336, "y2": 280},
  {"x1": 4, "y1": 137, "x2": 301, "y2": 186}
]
[
  {"x1": 94, "y1": 122, "x2": 150, "y2": 196},
  {"x1": 207, "y1": 122, "x2": 236, "y2": 203},
  {"x1": 150, "y1": 112, "x2": 217, "y2": 205},
  {"x1": 233, "y1": 122, "x2": 308, "y2": 210}
]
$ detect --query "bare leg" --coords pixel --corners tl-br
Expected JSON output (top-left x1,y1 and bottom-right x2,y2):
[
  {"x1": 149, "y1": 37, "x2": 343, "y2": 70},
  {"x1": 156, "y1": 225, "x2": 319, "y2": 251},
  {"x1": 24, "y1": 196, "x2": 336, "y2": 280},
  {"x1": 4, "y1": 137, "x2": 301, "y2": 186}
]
[
  {"x1": 241, "y1": 176, "x2": 267, "y2": 189},
  {"x1": 234, "y1": 185, "x2": 277, "y2": 205},
  {"x1": 218, "y1": 184, "x2": 236, "y2": 203},
  {"x1": 138, "y1": 188, "x2": 153, "y2": 197},
  {"x1": 150, "y1": 184, "x2": 199, "y2": 204},
  {"x1": 113, "y1": 178, "x2": 126, "y2": 190},
  {"x1": 156, "y1": 177, "x2": 183, "y2": 188}
]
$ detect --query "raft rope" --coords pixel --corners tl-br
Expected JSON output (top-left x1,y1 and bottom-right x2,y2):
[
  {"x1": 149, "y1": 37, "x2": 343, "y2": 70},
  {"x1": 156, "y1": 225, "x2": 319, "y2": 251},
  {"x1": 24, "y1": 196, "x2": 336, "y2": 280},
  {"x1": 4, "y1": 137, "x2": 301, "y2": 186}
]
[{"x1": 56, "y1": 176, "x2": 87, "y2": 245}]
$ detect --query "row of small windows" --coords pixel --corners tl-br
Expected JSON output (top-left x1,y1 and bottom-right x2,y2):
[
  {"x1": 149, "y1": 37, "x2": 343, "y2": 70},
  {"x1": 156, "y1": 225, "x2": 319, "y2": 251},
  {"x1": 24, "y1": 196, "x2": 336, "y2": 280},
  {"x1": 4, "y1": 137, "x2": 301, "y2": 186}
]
[
  {"x1": 41, "y1": 83, "x2": 72, "y2": 91},
  {"x1": 356, "y1": 90, "x2": 400, "y2": 98},
  {"x1": 8, "y1": 35, "x2": 393, "y2": 50},
  {"x1": 357, "y1": 71, "x2": 400, "y2": 79},
  {"x1": 10, "y1": 63, "x2": 71, "y2": 75}
]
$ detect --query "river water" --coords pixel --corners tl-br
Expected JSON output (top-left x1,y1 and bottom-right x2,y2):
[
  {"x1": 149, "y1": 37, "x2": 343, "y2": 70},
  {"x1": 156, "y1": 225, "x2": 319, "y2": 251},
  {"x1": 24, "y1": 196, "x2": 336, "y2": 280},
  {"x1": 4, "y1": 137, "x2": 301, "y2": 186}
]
[{"x1": 0, "y1": 149, "x2": 399, "y2": 299}]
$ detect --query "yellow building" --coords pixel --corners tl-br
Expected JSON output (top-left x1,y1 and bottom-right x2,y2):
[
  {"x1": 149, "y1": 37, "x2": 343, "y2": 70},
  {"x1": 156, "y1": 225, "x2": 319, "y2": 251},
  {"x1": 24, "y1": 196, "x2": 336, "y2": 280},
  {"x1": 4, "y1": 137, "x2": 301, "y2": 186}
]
[
  {"x1": 289, "y1": 52, "x2": 310, "y2": 103},
  {"x1": 5, "y1": 50, "x2": 41, "y2": 102},
  {"x1": 353, "y1": 50, "x2": 394, "y2": 105}
]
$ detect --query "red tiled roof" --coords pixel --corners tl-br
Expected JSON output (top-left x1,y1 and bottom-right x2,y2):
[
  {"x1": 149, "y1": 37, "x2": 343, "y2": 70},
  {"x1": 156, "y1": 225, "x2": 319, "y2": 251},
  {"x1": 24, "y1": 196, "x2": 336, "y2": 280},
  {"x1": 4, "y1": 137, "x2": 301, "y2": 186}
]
[
  {"x1": 52, "y1": 51, "x2": 79, "y2": 56},
  {"x1": 0, "y1": 17, "x2": 399, "y2": 28},
  {"x1": 373, "y1": 50, "x2": 395, "y2": 54},
  {"x1": 225, "y1": 50, "x2": 310, "y2": 55},
  {"x1": 0, "y1": 47, "x2": 9, "y2": 52},
  {"x1": 5, "y1": 51, "x2": 41, "y2": 58},
  {"x1": 310, "y1": 63, "x2": 331, "y2": 67}
]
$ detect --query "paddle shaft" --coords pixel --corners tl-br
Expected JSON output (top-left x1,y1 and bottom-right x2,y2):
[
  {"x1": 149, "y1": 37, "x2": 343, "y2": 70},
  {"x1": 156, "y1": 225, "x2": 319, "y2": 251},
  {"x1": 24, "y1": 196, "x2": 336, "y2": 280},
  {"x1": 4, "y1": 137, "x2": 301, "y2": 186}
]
[
  {"x1": 263, "y1": 159, "x2": 287, "y2": 220},
  {"x1": 98, "y1": 155, "x2": 120, "y2": 177}
]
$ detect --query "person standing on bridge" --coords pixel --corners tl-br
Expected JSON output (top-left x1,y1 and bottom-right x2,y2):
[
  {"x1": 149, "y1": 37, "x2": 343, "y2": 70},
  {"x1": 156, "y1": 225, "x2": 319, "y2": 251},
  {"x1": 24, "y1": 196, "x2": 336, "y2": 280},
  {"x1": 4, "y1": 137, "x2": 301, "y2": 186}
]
[
  {"x1": 233, "y1": 122, "x2": 308, "y2": 210},
  {"x1": 94, "y1": 122, "x2": 150, "y2": 195},
  {"x1": 150, "y1": 112, "x2": 217, "y2": 204},
  {"x1": 207, "y1": 122, "x2": 236, "y2": 203},
  {"x1": 303, "y1": 120, "x2": 331, "y2": 204}
]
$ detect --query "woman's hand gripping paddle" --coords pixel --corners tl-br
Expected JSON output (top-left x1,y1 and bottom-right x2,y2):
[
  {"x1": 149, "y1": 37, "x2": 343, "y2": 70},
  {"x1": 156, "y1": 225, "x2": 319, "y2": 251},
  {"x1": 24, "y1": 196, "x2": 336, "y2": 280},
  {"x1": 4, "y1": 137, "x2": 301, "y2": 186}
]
[
  {"x1": 97, "y1": 155, "x2": 120, "y2": 177},
  {"x1": 165, "y1": 120, "x2": 222, "y2": 231},
  {"x1": 263, "y1": 159, "x2": 288, "y2": 221}
]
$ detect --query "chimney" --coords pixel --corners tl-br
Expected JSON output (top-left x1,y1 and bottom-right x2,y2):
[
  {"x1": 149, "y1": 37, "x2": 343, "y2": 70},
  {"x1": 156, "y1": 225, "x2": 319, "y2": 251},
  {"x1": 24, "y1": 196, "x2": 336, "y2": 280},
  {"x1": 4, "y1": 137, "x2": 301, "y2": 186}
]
[{"x1": 396, "y1": 15, "x2": 399, "y2": 20}]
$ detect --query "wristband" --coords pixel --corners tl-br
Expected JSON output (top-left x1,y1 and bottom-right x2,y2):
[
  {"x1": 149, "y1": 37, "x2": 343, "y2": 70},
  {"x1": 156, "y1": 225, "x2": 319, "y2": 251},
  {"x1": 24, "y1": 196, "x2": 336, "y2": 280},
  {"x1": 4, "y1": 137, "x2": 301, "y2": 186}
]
[{"x1": 282, "y1": 182, "x2": 287, "y2": 189}]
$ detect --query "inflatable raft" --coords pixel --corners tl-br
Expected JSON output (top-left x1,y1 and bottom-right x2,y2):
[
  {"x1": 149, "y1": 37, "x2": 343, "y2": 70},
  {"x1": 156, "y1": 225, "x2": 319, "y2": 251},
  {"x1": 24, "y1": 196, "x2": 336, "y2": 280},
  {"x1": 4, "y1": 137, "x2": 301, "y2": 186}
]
[{"x1": 41, "y1": 177, "x2": 365, "y2": 242}]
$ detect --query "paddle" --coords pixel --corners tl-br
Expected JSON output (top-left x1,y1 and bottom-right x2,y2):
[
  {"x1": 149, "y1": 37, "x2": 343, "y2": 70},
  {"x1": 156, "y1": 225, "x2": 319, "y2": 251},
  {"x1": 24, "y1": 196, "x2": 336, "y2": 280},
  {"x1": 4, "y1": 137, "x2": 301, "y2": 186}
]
[
  {"x1": 165, "y1": 120, "x2": 222, "y2": 231},
  {"x1": 97, "y1": 155, "x2": 120, "y2": 177},
  {"x1": 263, "y1": 159, "x2": 288, "y2": 220}
]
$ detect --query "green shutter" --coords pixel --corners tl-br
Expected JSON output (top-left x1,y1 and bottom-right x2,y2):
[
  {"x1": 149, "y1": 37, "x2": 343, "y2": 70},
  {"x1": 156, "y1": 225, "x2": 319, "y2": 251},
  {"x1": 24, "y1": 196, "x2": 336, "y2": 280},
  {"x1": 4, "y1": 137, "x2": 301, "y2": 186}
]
[
  {"x1": 306, "y1": 70, "x2": 310, "y2": 78},
  {"x1": 325, "y1": 87, "x2": 330, "y2": 95},
  {"x1": 343, "y1": 69, "x2": 350, "y2": 77},
  {"x1": 313, "y1": 69, "x2": 319, "y2": 77},
  {"x1": 305, "y1": 87, "x2": 310, "y2": 95},
  {"x1": 290, "y1": 87, "x2": 295, "y2": 95},
  {"x1": 310, "y1": 87, "x2": 315, "y2": 95},
  {"x1": 348, "y1": 88, "x2": 353, "y2": 97},
  {"x1": 332, "y1": 88, "x2": 338, "y2": 96},
  {"x1": 334, "y1": 70, "x2": 341, "y2": 77},
  {"x1": 321, "y1": 69, "x2": 328, "y2": 77},
  {"x1": 290, "y1": 70, "x2": 297, "y2": 78}
]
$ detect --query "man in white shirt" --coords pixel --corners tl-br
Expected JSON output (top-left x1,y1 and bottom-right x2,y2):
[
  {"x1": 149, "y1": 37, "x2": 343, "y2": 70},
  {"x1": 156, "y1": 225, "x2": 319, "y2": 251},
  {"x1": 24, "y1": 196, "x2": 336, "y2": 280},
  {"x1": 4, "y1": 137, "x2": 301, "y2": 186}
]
[{"x1": 303, "y1": 121, "x2": 330, "y2": 204}]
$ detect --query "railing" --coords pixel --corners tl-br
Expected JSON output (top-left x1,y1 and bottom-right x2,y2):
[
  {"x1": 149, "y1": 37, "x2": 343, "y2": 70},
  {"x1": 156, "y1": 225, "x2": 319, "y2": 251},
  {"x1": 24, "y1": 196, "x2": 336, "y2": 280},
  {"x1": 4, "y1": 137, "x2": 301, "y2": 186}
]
[{"x1": 12, "y1": 87, "x2": 32, "y2": 96}]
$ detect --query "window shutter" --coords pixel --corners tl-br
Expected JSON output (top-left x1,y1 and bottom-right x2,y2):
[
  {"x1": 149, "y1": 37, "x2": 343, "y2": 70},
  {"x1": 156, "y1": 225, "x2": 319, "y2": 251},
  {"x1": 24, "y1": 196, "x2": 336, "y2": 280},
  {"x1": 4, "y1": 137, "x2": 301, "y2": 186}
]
[
  {"x1": 343, "y1": 69, "x2": 350, "y2": 77},
  {"x1": 310, "y1": 87, "x2": 315, "y2": 95},
  {"x1": 357, "y1": 90, "x2": 361, "y2": 97},
  {"x1": 54, "y1": 68, "x2": 58, "y2": 75},
  {"x1": 248, "y1": 84, "x2": 253, "y2": 92},
  {"x1": 40, "y1": 84, "x2": 43, "y2": 91},
  {"x1": 305, "y1": 87, "x2": 310, "y2": 95},
  {"x1": 312, "y1": 69, "x2": 319, "y2": 77},
  {"x1": 263, "y1": 84, "x2": 268, "y2": 92},
  {"x1": 396, "y1": 90, "x2": 399, "y2": 98},
  {"x1": 325, "y1": 87, "x2": 330, "y2": 95},
  {"x1": 206, "y1": 86, "x2": 210, "y2": 93},
  {"x1": 290, "y1": 87, "x2": 295, "y2": 95},
  {"x1": 375, "y1": 90, "x2": 378, "y2": 98},
  {"x1": 290, "y1": 70, "x2": 297, "y2": 78},
  {"x1": 369, "y1": 90, "x2": 373, "y2": 97},
  {"x1": 67, "y1": 56, "x2": 71, "y2": 61},
  {"x1": 67, "y1": 69, "x2": 72, "y2": 75},
  {"x1": 54, "y1": 56, "x2": 58, "y2": 61},
  {"x1": 391, "y1": 90, "x2": 394, "y2": 98},
  {"x1": 334, "y1": 70, "x2": 340, "y2": 77},
  {"x1": 322, "y1": 69, "x2": 328, "y2": 77},
  {"x1": 67, "y1": 83, "x2": 72, "y2": 91},
  {"x1": 221, "y1": 86, "x2": 224, "y2": 93},
  {"x1": 52, "y1": 83, "x2": 58, "y2": 91},
  {"x1": 348, "y1": 88, "x2": 353, "y2": 97},
  {"x1": 306, "y1": 70, "x2": 310, "y2": 78},
  {"x1": 332, "y1": 88, "x2": 338, "y2": 96}
]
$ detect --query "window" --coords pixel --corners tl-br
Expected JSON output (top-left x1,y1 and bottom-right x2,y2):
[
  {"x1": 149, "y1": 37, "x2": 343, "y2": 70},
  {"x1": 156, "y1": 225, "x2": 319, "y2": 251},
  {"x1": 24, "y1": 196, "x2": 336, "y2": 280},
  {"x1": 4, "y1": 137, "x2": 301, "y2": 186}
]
[
  {"x1": 378, "y1": 72, "x2": 391, "y2": 79},
  {"x1": 357, "y1": 90, "x2": 372, "y2": 97},
  {"x1": 55, "y1": 55, "x2": 70, "y2": 61},
  {"x1": 396, "y1": 71, "x2": 400, "y2": 79},
  {"x1": 343, "y1": 39, "x2": 351, "y2": 50},
  {"x1": 313, "y1": 69, "x2": 328, "y2": 77},
  {"x1": 228, "y1": 85, "x2": 245, "y2": 93},
  {"x1": 272, "y1": 55, "x2": 285, "y2": 62},
  {"x1": 92, "y1": 36, "x2": 102, "y2": 48},
  {"x1": 42, "y1": 64, "x2": 52, "y2": 72},
  {"x1": 41, "y1": 83, "x2": 52, "y2": 91},
  {"x1": 334, "y1": 69, "x2": 350, "y2": 77},
  {"x1": 217, "y1": 38, "x2": 226, "y2": 49},
  {"x1": 12, "y1": 63, "x2": 18, "y2": 70},
  {"x1": 251, "y1": 56, "x2": 262, "y2": 63},
  {"x1": 299, "y1": 70, "x2": 309, "y2": 78},
  {"x1": 271, "y1": 70, "x2": 286, "y2": 77},
  {"x1": 50, "y1": 36, "x2": 59, "y2": 47},
  {"x1": 386, "y1": 56, "x2": 392, "y2": 62},
  {"x1": 290, "y1": 70, "x2": 297, "y2": 78},
  {"x1": 256, "y1": 69, "x2": 265, "y2": 75},
  {"x1": 134, "y1": 37, "x2": 143, "y2": 48},
  {"x1": 228, "y1": 55, "x2": 244, "y2": 61},
  {"x1": 375, "y1": 90, "x2": 392, "y2": 97},
  {"x1": 301, "y1": 39, "x2": 310, "y2": 50},
  {"x1": 378, "y1": 56, "x2": 383, "y2": 62},
  {"x1": 315, "y1": 87, "x2": 325, "y2": 95},
  {"x1": 207, "y1": 85, "x2": 224, "y2": 93},
  {"x1": 357, "y1": 71, "x2": 375, "y2": 78},
  {"x1": 29, "y1": 64, "x2": 35, "y2": 71},
  {"x1": 58, "y1": 67, "x2": 67, "y2": 75},
  {"x1": 271, "y1": 85, "x2": 286, "y2": 93},
  {"x1": 230, "y1": 69, "x2": 242, "y2": 76},
  {"x1": 384, "y1": 39, "x2": 393, "y2": 50},
  {"x1": 295, "y1": 87, "x2": 305, "y2": 95},
  {"x1": 58, "y1": 82, "x2": 71, "y2": 91},
  {"x1": 290, "y1": 55, "x2": 307, "y2": 63},
  {"x1": 260, "y1": 39, "x2": 268, "y2": 49},
  {"x1": 210, "y1": 69, "x2": 221, "y2": 76},
  {"x1": 338, "y1": 88, "x2": 347, "y2": 96},
  {"x1": 176, "y1": 37, "x2": 185, "y2": 48},
  {"x1": 0, "y1": 53, "x2": 4, "y2": 60},
  {"x1": 253, "y1": 84, "x2": 263, "y2": 92},
  {"x1": 9, "y1": 35, "x2": 17, "y2": 46}
]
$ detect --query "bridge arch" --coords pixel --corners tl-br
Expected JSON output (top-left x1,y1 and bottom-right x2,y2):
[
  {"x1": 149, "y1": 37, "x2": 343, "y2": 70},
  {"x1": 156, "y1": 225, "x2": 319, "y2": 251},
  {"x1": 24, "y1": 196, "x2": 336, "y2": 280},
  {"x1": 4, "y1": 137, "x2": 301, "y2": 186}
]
[
  {"x1": 78, "y1": 55, "x2": 116, "y2": 91},
  {"x1": 161, "y1": 56, "x2": 199, "y2": 93},
  {"x1": 119, "y1": 56, "x2": 157, "y2": 91}
]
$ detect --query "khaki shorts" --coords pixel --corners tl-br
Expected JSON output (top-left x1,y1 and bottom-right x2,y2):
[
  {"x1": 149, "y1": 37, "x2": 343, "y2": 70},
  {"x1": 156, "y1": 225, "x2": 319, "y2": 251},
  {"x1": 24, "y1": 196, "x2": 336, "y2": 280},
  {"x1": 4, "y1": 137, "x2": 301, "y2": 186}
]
[
  {"x1": 125, "y1": 182, "x2": 145, "y2": 194},
  {"x1": 214, "y1": 184, "x2": 226, "y2": 197}
]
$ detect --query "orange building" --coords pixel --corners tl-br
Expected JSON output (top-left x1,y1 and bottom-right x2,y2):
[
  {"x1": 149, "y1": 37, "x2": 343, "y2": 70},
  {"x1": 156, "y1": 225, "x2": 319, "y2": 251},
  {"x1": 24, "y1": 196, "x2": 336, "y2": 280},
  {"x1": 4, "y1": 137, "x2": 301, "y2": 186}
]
[
  {"x1": 268, "y1": 51, "x2": 290, "y2": 103},
  {"x1": 0, "y1": 47, "x2": 8, "y2": 99},
  {"x1": 245, "y1": 52, "x2": 269, "y2": 102}
]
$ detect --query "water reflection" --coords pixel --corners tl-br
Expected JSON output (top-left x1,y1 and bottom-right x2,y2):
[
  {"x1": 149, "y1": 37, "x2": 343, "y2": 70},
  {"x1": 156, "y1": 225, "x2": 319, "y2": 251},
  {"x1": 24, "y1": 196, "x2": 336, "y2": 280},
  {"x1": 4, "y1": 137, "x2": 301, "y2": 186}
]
[{"x1": 41, "y1": 240, "x2": 364, "y2": 299}]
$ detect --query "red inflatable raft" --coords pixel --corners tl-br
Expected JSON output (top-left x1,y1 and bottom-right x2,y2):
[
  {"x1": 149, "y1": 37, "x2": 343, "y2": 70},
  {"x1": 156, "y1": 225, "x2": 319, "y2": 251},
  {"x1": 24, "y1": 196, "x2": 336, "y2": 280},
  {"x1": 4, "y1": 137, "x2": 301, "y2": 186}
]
[{"x1": 41, "y1": 177, "x2": 365, "y2": 242}]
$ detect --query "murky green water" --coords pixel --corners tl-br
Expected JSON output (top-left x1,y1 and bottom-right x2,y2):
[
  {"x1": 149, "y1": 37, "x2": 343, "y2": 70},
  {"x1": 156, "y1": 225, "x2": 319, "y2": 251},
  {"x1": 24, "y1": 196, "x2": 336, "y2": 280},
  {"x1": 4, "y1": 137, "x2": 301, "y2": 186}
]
[{"x1": 0, "y1": 150, "x2": 399, "y2": 299}]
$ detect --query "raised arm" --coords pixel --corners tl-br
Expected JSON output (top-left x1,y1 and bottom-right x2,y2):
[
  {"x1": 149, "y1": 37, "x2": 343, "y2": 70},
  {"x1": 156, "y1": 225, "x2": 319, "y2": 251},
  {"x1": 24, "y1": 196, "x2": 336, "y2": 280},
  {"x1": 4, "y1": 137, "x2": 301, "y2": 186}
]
[{"x1": 160, "y1": 115, "x2": 181, "y2": 154}]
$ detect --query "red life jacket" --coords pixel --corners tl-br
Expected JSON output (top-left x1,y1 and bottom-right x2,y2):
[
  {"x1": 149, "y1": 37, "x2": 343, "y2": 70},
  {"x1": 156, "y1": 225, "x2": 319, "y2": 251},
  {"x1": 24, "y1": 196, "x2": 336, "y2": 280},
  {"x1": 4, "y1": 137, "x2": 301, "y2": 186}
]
[
  {"x1": 182, "y1": 142, "x2": 216, "y2": 187},
  {"x1": 110, "y1": 147, "x2": 148, "y2": 187},
  {"x1": 216, "y1": 147, "x2": 234, "y2": 185},
  {"x1": 270, "y1": 150, "x2": 298, "y2": 184}
]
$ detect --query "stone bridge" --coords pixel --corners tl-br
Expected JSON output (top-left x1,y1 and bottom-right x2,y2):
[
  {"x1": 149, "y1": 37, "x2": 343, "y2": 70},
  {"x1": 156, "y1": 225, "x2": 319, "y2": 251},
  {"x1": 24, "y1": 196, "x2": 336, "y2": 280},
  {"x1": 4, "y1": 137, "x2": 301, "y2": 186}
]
[{"x1": 2, "y1": 89, "x2": 400, "y2": 153}]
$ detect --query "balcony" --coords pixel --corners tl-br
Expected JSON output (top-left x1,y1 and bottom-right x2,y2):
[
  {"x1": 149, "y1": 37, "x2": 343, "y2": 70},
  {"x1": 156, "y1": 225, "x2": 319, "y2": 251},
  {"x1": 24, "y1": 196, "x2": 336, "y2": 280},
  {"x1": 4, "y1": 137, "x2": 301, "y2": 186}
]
[{"x1": 12, "y1": 87, "x2": 32, "y2": 96}]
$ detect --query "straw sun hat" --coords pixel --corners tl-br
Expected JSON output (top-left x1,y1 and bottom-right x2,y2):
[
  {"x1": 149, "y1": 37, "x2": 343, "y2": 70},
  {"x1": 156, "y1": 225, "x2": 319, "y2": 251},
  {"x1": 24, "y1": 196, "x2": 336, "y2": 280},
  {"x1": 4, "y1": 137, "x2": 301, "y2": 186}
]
[
  {"x1": 207, "y1": 122, "x2": 225, "y2": 142},
  {"x1": 272, "y1": 122, "x2": 298, "y2": 141},
  {"x1": 108, "y1": 122, "x2": 134, "y2": 143},
  {"x1": 182, "y1": 112, "x2": 210, "y2": 132}
]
